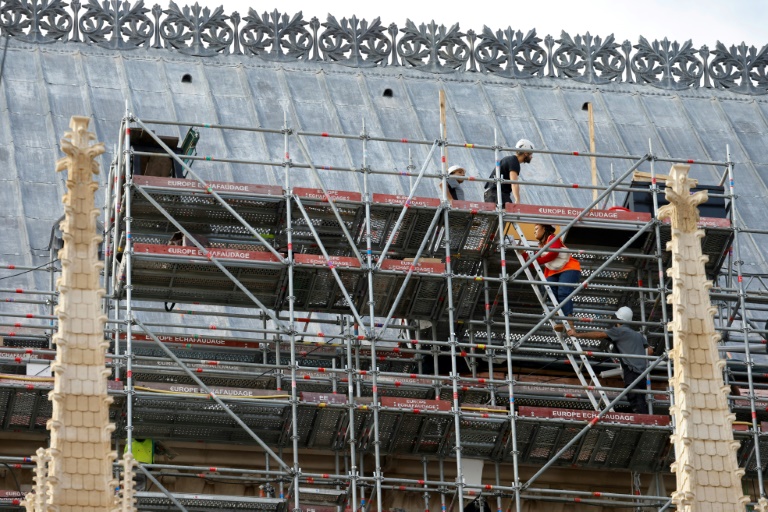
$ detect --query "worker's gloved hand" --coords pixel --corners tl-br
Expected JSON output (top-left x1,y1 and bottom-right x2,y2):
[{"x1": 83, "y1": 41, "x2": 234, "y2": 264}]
[{"x1": 597, "y1": 339, "x2": 614, "y2": 354}]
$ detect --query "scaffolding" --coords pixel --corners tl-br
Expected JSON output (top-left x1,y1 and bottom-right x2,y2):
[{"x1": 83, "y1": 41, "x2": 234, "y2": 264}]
[{"x1": 1, "y1": 110, "x2": 768, "y2": 512}]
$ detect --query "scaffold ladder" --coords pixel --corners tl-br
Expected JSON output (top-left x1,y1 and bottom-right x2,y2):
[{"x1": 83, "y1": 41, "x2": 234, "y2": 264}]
[{"x1": 508, "y1": 222, "x2": 611, "y2": 410}]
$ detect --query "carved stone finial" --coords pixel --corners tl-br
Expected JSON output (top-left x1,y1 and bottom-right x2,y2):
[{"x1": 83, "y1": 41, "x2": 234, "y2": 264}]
[
  {"x1": 657, "y1": 164, "x2": 707, "y2": 232},
  {"x1": 661, "y1": 164, "x2": 750, "y2": 510}
]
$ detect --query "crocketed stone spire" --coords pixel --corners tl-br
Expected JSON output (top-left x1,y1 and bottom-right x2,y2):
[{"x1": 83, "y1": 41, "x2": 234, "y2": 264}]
[
  {"x1": 658, "y1": 163, "x2": 755, "y2": 510},
  {"x1": 22, "y1": 116, "x2": 131, "y2": 511}
]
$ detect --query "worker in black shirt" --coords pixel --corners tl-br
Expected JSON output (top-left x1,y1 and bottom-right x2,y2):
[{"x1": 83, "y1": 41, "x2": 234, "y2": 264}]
[{"x1": 484, "y1": 139, "x2": 534, "y2": 205}]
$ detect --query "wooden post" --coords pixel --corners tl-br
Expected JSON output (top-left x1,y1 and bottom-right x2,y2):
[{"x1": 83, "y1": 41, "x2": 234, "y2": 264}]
[
  {"x1": 583, "y1": 101, "x2": 598, "y2": 201},
  {"x1": 439, "y1": 89, "x2": 447, "y2": 164}
]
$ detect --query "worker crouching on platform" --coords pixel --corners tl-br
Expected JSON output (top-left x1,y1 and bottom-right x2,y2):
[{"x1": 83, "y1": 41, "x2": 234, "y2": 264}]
[
  {"x1": 533, "y1": 224, "x2": 581, "y2": 331},
  {"x1": 567, "y1": 307, "x2": 650, "y2": 414},
  {"x1": 440, "y1": 164, "x2": 466, "y2": 201}
]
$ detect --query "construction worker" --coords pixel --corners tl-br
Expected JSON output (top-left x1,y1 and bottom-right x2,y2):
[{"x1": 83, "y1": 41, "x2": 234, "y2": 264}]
[
  {"x1": 440, "y1": 164, "x2": 466, "y2": 201},
  {"x1": 484, "y1": 139, "x2": 534, "y2": 205},
  {"x1": 567, "y1": 307, "x2": 650, "y2": 414},
  {"x1": 532, "y1": 224, "x2": 581, "y2": 331}
]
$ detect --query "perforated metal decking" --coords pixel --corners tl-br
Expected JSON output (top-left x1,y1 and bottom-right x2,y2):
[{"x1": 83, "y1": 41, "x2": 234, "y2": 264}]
[{"x1": 135, "y1": 493, "x2": 285, "y2": 511}]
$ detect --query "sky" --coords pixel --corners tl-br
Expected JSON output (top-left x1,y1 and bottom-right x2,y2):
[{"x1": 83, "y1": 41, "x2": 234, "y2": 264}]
[{"x1": 202, "y1": 0, "x2": 768, "y2": 49}]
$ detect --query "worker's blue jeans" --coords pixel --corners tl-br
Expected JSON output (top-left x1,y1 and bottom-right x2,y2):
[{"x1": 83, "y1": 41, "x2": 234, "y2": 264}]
[{"x1": 546, "y1": 269, "x2": 580, "y2": 319}]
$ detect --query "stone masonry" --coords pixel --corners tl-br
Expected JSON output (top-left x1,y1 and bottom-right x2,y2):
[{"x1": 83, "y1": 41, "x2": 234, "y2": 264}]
[{"x1": 658, "y1": 164, "x2": 762, "y2": 510}]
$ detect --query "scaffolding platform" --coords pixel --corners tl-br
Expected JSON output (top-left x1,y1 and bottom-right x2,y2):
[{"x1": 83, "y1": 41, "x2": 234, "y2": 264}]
[
  {"x1": 0, "y1": 378, "x2": 124, "y2": 433},
  {"x1": 121, "y1": 243, "x2": 447, "y2": 319},
  {"x1": 513, "y1": 406, "x2": 672, "y2": 472},
  {"x1": 127, "y1": 176, "x2": 285, "y2": 249},
  {"x1": 135, "y1": 492, "x2": 285, "y2": 511}
]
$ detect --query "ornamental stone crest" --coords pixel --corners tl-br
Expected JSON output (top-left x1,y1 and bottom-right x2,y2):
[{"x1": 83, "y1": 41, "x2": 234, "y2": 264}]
[{"x1": 2, "y1": 1, "x2": 768, "y2": 95}]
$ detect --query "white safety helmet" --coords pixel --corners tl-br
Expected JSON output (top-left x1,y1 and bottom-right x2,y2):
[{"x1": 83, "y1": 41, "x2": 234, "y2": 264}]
[
  {"x1": 515, "y1": 139, "x2": 535, "y2": 152},
  {"x1": 615, "y1": 306, "x2": 633, "y2": 323},
  {"x1": 447, "y1": 165, "x2": 465, "y2": 175}
]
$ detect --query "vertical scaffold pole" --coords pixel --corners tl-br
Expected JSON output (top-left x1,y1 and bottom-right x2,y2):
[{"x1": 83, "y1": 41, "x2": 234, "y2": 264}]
[
  {"x1": 637, "y1": 273, "x2": 651, "y2": 414},
  {"x1": 482, "y1": 260, "x2": 497, "y2": 404},
  {"x1": 492, "y1": 129, "x2": 521, "y2": 512},
  {"x1": 439, "y1": 108, "x2": 465, "y2": 511},
  {"x1": 648, "y1": 138, "x2": 675, "y2": 462},
  {"x1": 439, "y1": 458, "x2": 447, "y2": 512},
  {"x1": 104, "y1": 120, "x2": 122, "y2": 387},
  {"x1": 360, "y1": 118, "x2": 384, "y2": 511},
  {"x1": 422, "y1": 457, "x2": 430, "y2": 511},
  {"x1": 109, "y1": 116, "x2": 129, "y2": 373},
  {"x1": 344, "y1": 318, "x2": 359, "y2": 511},
  {"x1": 101, "y1": 157, "x2": 115, "y2": 320},
  {"x1": 123, "y1": 117, "x2": 134, "y2": 455},
  {"x1": 495, "y1": 461, "x2": 503, "y2": 512},
  {"x1": 727, "y1": 144, "x2": 767, "y2": 501},
  {"x1": 283, "y1": 112, "x2": 302, "y2": 512},
  {"x1": 111, "y1": 114, "x2": 127, "y2": 299}
]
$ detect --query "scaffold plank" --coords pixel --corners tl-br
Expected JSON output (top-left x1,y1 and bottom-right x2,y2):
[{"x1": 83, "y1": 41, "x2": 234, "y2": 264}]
[
  {"x1": 360, "y1": 397, "x2": 452, "y2": 455},
  {"x1": 505, "y1": 203, "x2": 653, "y2": 225},
  {"x1": 370, "y1": 260, "x2": 447, "y2": 320},
  {"x1": 512, "y1": 406, "x2": 672, "y2": 471},
  {"x1": 129, "y1": 176, "x2": 284, "y2": 250},
  {"x1": 135, "y1": 492, "x2": 285, "y2": 511}
]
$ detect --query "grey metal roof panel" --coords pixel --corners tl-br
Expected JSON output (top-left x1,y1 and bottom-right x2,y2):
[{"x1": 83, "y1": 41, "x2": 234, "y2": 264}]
[
  {"x1": 479, "y1": 83, "x2": 530, "y2": 120},
  {"x1": 47, "y1": 84, "x2": 90, "y2": 117},
  {"x1": 90, "y1": 87, "x2": 128, "y2": 122},
  {"x1": 203, "y1": 65, "x2": 250, "y2": 97},
  {"x1": 168, "y1": 92, "x2": 215, "y2": 126},
  {"x1": 132, "y1": 89, "x2": 176, "y2": 124},
  {"x1": 12, "y1": 146, "x2": 58, "y2": 184},
  {"x1": 41, "y1": 51, "x2": 82, "y2": 86},
  {"x1": 653, "y1": 126, "x2": 708, "y2": 161},
  {"x1": 718, "y1": 160, "x2": 766, "y2": 200},
  {"x1": 4, "y1": 47, "x2": 38, "y2": 82},
  {"x1": 756, "y1": 102, "x2": 768, "y2": 136},
  {"x1": 640, "y1": 95, "x2": 696, "y2": 130},
  {"x1": 0, "y1": 178, "x2": 22, "y2": 218},
  {"x1": 20, "y1": 182, "x2": 61, "y2": 221},
  {"x1": 124, "y1": 58, "x2": 170, "y2": 94},
  {"x1": 0, "y1": 215, "x2": 27, "y2": 258},
  {"x1": 245, "y1": 67, "x2": 286, "y2": 104},
  {"x1": 8, "y1": 113, "x2": 53, "y2": 149},
  {"x1": 680, "y1": 97, "x2": 732, "y2": 134},
  {"x1": 722, "y1": 100, "x2": 768, "y2": 134},
  {"x1": 600, "y1": 92, "x2": 649, "y2": 126},
  {"x1": 732, "y1": 131, "x2": 768, "y2": 167},
  {"x1": 6, "y1": 79, "x2": 49, "y2": 116},
  {"x1": 609, "y1": 123, "x2": 664, "y2": 163},
  {"x1": 81, "y1": 53, "x2": 125, "y2": 90}
]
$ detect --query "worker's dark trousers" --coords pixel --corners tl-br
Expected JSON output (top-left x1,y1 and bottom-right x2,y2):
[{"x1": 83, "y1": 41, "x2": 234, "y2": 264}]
[{"x1": 622, "y1": 366, "x2": 649, "y2": 414}]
